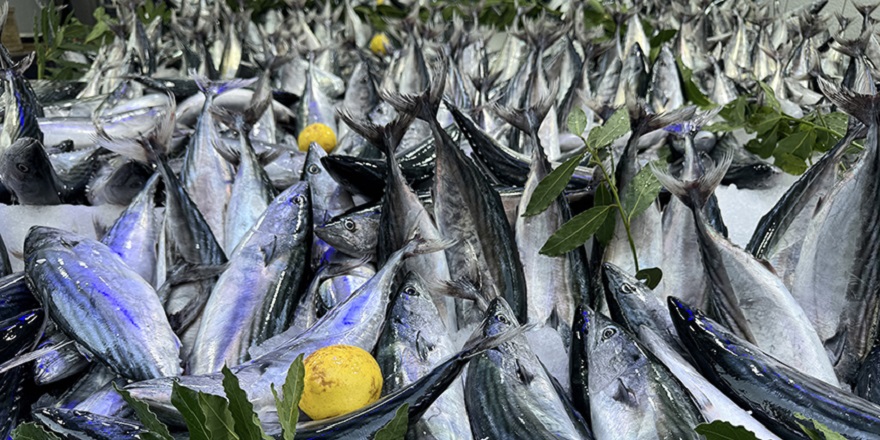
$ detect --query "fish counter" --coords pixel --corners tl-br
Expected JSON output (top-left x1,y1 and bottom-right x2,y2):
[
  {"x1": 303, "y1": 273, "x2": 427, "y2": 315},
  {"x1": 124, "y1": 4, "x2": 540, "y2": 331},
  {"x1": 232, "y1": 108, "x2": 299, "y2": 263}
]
[{"x1": 0, "y1": 0, "x2": 879, "y2": 438}]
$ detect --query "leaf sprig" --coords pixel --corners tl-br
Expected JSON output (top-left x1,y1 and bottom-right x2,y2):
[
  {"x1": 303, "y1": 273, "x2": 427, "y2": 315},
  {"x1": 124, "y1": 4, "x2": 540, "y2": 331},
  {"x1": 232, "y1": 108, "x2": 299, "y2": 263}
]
[{"x1": 16, "y1": 356, "x2": 409, "y2": 440}]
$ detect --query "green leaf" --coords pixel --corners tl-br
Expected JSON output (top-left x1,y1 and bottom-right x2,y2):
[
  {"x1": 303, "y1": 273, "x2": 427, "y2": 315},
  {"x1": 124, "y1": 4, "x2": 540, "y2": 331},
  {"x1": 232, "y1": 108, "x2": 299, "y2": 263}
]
[
  {"x1": 587, "y1": 108, "x2": 630, "y2": 150},
  {"x1": 758, "y1": 82, "x2": 781, "y2": 112},
  {"x1": 749, "y1": 108, "x2": 783, "y2": 136},
  {"x1": 694, "y1": 420, "x2": 760, "y2": 440},
  {"x1": 372, "y1": 404, "x2": 409, "y2": 440},
  {"x1": 523, "y1": 152, "x2": 587, "y2": 217},
  {"x1": 774, "y1": 153, "x2": 808, "y2": 175},
  {"x1": 677, "y1": 59, "x2": 714, "y2": 108},
  {"x1": 794, "y1": 414, "x2": 847, "y2": 440},
  {"x1": 85, "y1": 20, "x2": 109, "y2": 43},
  {"x1": 222, "y1": 366, "x2": 271, "y2": 440},
  {"x1": 540, "y1": 205, "x2": 614, "y2": 256},
  {"x1": 113, "y1": 384, "x2": 174, "y2": 440},
  {"x1": 717, "y1": 96, "x2": 748, "y2": 128},
  {"x1": 594, "y1": 183, "x2": 616, "y2": 245},
  {"x1": 198, "y1": 392, "x2": 239, "y2": 440},
  {"x1": 776, "y1": 129, "x2": 816, "y2": 160},
  {"x1": 622, "y1": 166, "x2": 662, "y2": 221},
  {"x1": 10, "y1": 422, "x2": 61, "y2": 440},
  {"x1": 635, "y1": 267, "x2": 663, "y2": 289},
  {"x1": 271, "y1": 354, "x2": 305, "y2": 440},
  {"x1": 171, "y1": 381, "x2": 211, "y2": 440},
  {"x1": 567, "y1": 108, "x2": 588, "y2": 136},
  {"x1": 745, "y1": 127, "x2": 779, "y2": 159}
]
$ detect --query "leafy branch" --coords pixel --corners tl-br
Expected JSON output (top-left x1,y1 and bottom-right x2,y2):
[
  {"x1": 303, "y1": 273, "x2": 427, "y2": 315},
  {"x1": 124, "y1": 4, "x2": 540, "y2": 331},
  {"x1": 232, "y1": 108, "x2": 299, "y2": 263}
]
[{"x1": 13, "y1": 355, "x2": 408, "y2": 440}]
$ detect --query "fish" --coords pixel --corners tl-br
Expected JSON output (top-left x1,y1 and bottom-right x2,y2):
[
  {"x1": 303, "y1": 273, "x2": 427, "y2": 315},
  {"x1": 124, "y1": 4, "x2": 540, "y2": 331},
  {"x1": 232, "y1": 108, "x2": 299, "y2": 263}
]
[
  {"x1": 375, "y1": 272, "x2": 472, "y2": 439},
  {"x1": 188, "y1": 181, "x2": 310, "y2": 374},
  {"x1": 669, "y1": 296, "x2": 880, "y2": 439},
  {"x1": 465, "y1": 297, "x2": 591, "y2": 440},
  {"x1": 653, "y1": 142, "x2": 839, "y2": 387},
  {"x1": 587, "y1": 309, "x2": 705, "y2": 440},
  {"x1": 24, "y1": 226, "x2": 181, "y2": 381},
  {"x1": 789, "y1": 79, "x2": 880, "y2": 384},
  {"x1": 0, "y1": 137, "x2": 63, "y2": 205}
]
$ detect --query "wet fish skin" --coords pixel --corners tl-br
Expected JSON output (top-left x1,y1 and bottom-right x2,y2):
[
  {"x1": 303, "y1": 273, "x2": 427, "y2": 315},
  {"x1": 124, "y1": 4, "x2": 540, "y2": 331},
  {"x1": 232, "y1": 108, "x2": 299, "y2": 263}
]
[
  {"x1": 189, "y1": 181, "x2": 310, "y2": 374},
  {"x1": 669, "y1": 296, "x2": 880, "y2": 439},
  {"x1": 314, "y1": 206, "x2": 381, "y2": 258},
  {"x1": 636, "y1": 325, "x2": 781, "y2": 440},
  {"x1": 790, "y1": 82, "x2": 880, "y2": 383},
  {"x1": 375, "y1": 272, "x2": 472, "y2": 439},
  {"x1": 0, "y1": 137, "x2": 63, "y2": 205},
  {"x1": 588, "y1": 309, "x2": 705, "y2": 440},
  {"x1": 100, "y1": 173, "x2": 162, "y2": 286},
  {"x1": 465, "y1": 298, "x2": 589, "y2": 440},
  {"x1": 34, "y1": 408, "x2": 155, "y2": 440},
  {"x1": 25, "y1": 226, "x2": 182, "y2": 381},
  {"x1": 127, "y1": 238, "x2": 437, "y2": 424}
]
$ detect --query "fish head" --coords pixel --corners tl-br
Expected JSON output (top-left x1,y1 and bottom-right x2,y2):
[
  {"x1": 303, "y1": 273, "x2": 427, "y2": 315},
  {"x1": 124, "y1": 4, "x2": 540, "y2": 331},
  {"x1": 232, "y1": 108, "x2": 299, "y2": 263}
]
[
  {"x1": 478, "y1": 297, "x2": 521, "y2": 339},
  {"x1": 586, "y1": 310, "x2": 644, "y2": 393},
  {"x1": 0, "y1": 137, "x2": 60, "y2": 200},
  {"x1": 667, "y1": 296, "x2": 735, "y2": 357},
  {"x1": 254, "y1": 180, "x2": 310, "y2": 236},
  {"x1": 24, "y1": 226, "x2": 83, "y2": 257},
  {"x1": 314, "y1": 207, "x2": 380, "y2": 257},
  {"x1": 602, "y1": 263, "x2": 657, "y2": 331}
]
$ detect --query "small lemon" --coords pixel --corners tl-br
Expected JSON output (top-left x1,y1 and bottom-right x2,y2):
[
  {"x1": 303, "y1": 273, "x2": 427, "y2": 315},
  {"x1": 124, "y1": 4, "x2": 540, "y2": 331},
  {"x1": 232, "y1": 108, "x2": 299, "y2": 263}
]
[
  {"x1": 376, "y1": 0, "x2": 384, "y2": 4},
  {"x1": 298, "y1": 123, "x2": 337, "y2": 153},
  {"x1": 298, "y1": 345, "x2": 383, "y2": 420},
  {"x1": 370, "y1": 33, "x2": 390, "y2": 56}
]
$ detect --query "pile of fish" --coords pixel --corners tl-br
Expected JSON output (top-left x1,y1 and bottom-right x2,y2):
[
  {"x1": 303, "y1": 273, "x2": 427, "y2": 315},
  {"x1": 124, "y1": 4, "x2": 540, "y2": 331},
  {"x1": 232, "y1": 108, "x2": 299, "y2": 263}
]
[{"x1": 3, "y1": 0, "x2": 880, "y2": 437}]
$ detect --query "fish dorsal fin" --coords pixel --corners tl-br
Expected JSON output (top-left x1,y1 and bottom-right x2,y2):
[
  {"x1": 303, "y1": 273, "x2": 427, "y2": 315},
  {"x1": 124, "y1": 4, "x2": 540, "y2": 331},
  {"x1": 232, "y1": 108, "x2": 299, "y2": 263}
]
[
  {"x1": 756, "y1": 258, "x2": 779, "y2": 276},
  {"x1": 415, "y1": 331, "x2": 433, "y2": 361},
  {"x1": 515, "y1": 358, "x2": 535, "y2": 385},
  {"x1": 613, "y1": 378, "x2": 638, "y2": 407},
  {"x1": 825, "y1": 325, "x2": 849, "y2": 366}
]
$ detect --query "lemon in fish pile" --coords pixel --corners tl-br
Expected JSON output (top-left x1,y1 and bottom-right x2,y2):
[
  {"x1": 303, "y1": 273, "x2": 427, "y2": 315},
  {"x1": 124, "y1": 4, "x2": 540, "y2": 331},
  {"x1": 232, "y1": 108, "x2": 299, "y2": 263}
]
[
  {"x1": 298, "y1": 345, "x2": 384, "y2": 420},
  {"x1": 298, "y1": 123, "x2": 337, "y2": 153}
]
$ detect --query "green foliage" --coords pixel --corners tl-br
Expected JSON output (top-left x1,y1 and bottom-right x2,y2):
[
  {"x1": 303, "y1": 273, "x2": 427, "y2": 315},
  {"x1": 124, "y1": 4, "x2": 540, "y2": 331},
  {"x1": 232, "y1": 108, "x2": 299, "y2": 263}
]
[
  {"x1": 794, "y1": 414, "x2": 847, "y2": 440},
  {"x1": 707, "y1": 85, "x2": 850, "y2": 175},
  {"x1": 537, "y1": 108, "x2": 656, "y2": 279},
  {"x1": 20, "y1": 352, "x2": 402, "y2": 440},
  {"x1": 372, "y1": 404, "x2": 409, "y2": 440},
  {"x1": 523, "y1": 151, "x2": 586, "y2": 217},
  {"x1": 10, "y1": 423, "x2": 61, "y2": 440},
  {"x1": 678, "y1": 59, "x2": 715, "y2": 109},
  {"x1": 114, "y1": 384, "x2": 175, "y2": 440},
  {"x1": 694, "y1": 420, "x2": 760, "y2": 440},
  {"x1": 635, "y1": 267, "x2": 663, "y2": 289},
  {"x1": 222, "y1": 366, "x2": 272, "y2": 440},
  {"x1": 272, "y1": 354, "x2": 305, "y2": 440}
]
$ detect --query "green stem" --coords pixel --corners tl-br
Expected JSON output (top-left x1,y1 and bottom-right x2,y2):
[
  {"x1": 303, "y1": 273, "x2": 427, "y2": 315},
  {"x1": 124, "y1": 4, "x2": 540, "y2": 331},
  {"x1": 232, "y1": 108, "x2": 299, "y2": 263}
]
[{"x1": 584, "y1": 137, "x2": 640, "y2": 272}]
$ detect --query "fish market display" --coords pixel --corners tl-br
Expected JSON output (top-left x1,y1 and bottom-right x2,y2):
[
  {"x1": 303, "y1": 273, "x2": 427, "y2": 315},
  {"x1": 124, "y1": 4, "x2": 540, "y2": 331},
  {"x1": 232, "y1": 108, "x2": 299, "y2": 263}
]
[{"x1": 3, "y1": 0, "x2": 880, "y2": 438}]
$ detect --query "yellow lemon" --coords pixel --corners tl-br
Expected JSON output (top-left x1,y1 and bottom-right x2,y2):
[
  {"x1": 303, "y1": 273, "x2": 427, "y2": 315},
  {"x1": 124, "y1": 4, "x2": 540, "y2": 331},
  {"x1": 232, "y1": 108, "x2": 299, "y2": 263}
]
[
  {"x1": 370, "y1": 33, "x2": 390, "y2": 56},
  {"x1": 298, "y1": 123, "x2": 337, "y2": 153},
  {"x1": 376, "y1": 0, "x2": 384, "y2": 4},
  {"x1": 298, "y1": 345, "x2": 383, "y2": 420}
]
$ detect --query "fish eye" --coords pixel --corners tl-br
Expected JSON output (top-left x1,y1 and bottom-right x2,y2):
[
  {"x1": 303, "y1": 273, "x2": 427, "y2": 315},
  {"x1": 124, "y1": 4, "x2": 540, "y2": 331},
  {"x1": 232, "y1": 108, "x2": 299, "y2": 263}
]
[
  {"x1": 403, "y1": 286, "x2": 418, "y2": 296},
  {"x1": 307, "y1": 164, "x2": 320, "y2": 174},
  {"x1": 621, "y1": 283, "x2": 635, "y2": 294},
  {"x1": 343, "y1": 219, "x2": 356, "y2": 231},
  {"x1": 601, "y1": 327, "x2": 616, "y2": 341},
  {"x1": 16, "y1": 163, "x2": 29, "y2": 173},
  {"x1": 293, "y1": 195, "x2": 306, "y2": 205},
  {"x1": 496, "y1": 315, "x2": 509, "y2": 325}
]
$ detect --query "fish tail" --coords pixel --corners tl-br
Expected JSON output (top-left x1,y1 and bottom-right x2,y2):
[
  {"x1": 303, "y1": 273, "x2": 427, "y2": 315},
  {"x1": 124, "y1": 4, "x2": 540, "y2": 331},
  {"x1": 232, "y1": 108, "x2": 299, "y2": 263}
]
[
  {"x1": 491, "y1": 93, "x2": 555, "y2": 135},
  {"x1": 424, "y1": 277, "x2": 490, "y2": 312},
  {"x1": 191, "y1": 73, "x2": 256, "y2": 101},
  {"x1": 818, "y1": 76, "x2": 880, "y2": 126},
  {"x1": 210, "y1": 106, "x2": 248, "y2": 134},
  {"x1": 651, "y1": 149, "x2": 732, "y2": 209},
  {"x1": 336, "y1": 110, "x2": 414, "y2": 156},
  {"x1": 380, "y1": 54, "x2": 448, "y2": 121}
]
